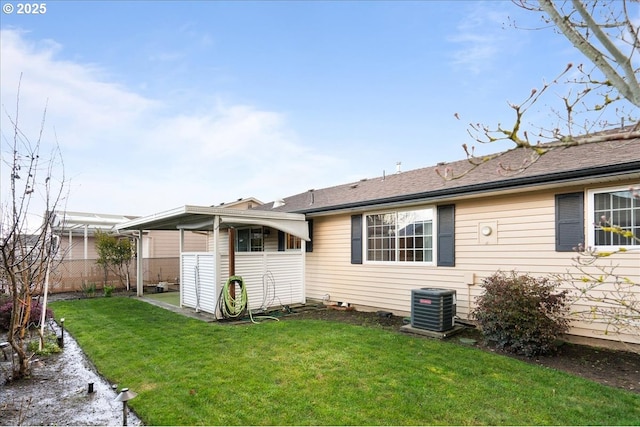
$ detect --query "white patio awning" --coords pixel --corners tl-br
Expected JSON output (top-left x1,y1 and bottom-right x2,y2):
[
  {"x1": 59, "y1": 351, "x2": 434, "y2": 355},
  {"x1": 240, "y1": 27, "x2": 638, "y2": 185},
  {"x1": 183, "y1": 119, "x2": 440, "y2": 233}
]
[
  {"x1": 220, "y1": 216, "x2": 309, "y2": 241},
  {"x1": 116, "y1": 205, "x2": 309, "y2": 241}
]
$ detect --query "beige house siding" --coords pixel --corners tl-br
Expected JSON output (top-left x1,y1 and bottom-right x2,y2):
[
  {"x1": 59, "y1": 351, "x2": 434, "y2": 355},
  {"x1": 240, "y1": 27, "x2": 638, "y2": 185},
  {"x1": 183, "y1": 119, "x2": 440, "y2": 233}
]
[
  {"x1": 58, "y1": 235, "x2": 100, "y2": 260},
  {"x1": 306, "y1": 182, "x2": 640, "y2": 344},
  {"x1": 145, "y1": 230, "x2": 207, "y2": 257},
  {"x1": 57, "y1": 230, "x2": 206, "y2": 260}
]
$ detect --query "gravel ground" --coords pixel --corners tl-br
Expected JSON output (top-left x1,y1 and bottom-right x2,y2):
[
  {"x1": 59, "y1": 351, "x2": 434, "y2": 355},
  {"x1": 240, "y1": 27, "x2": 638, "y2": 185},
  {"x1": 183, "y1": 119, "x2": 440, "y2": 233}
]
[{"x1": 1, "y1": 320, "x2": 142, "y2": 426}]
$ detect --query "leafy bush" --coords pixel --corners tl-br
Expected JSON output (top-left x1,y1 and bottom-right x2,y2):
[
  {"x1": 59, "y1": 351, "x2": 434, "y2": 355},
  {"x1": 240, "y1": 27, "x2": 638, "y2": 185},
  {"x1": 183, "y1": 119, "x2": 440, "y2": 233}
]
[
  {"x1": 81, "y1": 282, "x2": 96, "y2": 297},
  {"x1": 472, "y1": 271, "x2": 570, "y2": 357},
  {"x1": 0, "y1": 300, "x2": 54, "y2": 330},
  {"x1": 27, "y1": 332, "x2": 62, "y2": 355},
  {"x1": 103, "y1": 285, "x2": 115, "y2": 297}
]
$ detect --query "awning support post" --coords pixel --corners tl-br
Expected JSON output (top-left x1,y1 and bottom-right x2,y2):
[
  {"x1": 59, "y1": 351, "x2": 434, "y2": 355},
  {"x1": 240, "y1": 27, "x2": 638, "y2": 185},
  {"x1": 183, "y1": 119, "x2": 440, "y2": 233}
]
[
  {"x1": 136, "y1": 230, "x2": 144, "y2": 296},
  {"x1": 228, "y1": 228, "x2": 235, "y2": 299}
]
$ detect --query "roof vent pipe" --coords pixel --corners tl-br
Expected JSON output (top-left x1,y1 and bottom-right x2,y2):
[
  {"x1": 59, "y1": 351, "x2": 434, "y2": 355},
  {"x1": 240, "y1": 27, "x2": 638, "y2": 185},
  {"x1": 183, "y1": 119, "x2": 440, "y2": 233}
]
[
  {"x1": 396, "y1": 162, "x2": 402, "y2": 174},
  {"x1": 309, "y1": 189, "x2": 315, "y2": 205}
]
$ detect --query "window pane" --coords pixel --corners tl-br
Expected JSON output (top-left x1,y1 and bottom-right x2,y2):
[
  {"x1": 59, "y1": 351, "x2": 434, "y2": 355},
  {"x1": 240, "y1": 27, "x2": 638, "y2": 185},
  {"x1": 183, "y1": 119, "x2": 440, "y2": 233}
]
[
  {"x1": 250, "y1": 227, "x2": 263, "y2": 251},
  {"x1": 424, "y1": 249, "x2": 433, "y2": 262},
  {"x1": 398, "y1": 209, "x2": 433, "y2": 263},
  {"x1": 595, "y1": 229, "x2": 608, "y2": 245},
  {"x1": 366, "y1": 213, "x2": 396, "y2": 261},
  {"x1": 236, "y1": 229, "x2": 250, "y2": 252},
  {"x1": 593, "y1": 189, "x2": 639, "y2": 247},
  {"x1": 594, "y1": 193, "x2": 610, "y2": 211},
  {"x1": 425, "y1": 236, "x2": 433, "y2": 248},
  {"x1": 286, "y1": 233, "x2": 301, "y2": 250},
  {"x1": 612, "y1": 191, "x2": 632, "y2": 209}
]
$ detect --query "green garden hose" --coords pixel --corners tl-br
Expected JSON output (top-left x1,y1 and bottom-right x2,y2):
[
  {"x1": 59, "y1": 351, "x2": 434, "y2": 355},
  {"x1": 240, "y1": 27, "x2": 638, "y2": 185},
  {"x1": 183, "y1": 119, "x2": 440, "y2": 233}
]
[
  {"x1": 219, "y1": 276, "x2": 248, "y2": 319},
  {"x1": 218, "y1": 275, "x2": 280, "y2": 323}
]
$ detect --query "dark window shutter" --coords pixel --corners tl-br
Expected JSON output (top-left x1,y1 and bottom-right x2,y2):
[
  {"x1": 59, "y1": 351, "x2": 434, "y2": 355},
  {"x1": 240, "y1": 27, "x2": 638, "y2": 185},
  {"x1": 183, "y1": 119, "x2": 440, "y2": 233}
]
[
  {"x1": 556, "y1": 192, "x2": 584, "y2": 252},
  {"x1": 351, "y1": 214, "x2": 363, "y2": 264},
  {"x1": 305, "y1": 219, "x2": 314, "y2": 252},
  {"x1": 277, "y1": 230, "x2": 285, "y2": 251},
  {"x1": 437, "y1": 205, "x2": 455, "y2": 266}
]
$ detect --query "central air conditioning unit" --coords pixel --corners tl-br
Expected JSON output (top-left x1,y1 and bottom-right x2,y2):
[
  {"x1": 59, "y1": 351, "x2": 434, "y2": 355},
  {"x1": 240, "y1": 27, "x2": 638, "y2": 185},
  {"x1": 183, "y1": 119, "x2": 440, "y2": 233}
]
[{"x1": 411, "y1": 288, "x2": 456, "y2": 332}]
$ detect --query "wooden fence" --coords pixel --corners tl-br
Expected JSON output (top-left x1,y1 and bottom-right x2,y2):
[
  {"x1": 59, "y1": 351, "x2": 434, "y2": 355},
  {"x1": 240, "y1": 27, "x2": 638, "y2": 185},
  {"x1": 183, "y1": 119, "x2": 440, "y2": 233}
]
[{"x1": 48, "y1": 257, "x2": 180, "y2": 293}]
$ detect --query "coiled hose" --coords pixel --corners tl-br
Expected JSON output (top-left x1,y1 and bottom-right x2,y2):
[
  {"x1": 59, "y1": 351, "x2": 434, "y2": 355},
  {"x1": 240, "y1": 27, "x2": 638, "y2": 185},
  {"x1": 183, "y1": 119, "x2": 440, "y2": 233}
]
[
  {"x1": 218, "y1": 275, "x2": 280, "y2": 323},
  {"x1": 219, "y1": 276, "x2": 248, "y2": 320}
]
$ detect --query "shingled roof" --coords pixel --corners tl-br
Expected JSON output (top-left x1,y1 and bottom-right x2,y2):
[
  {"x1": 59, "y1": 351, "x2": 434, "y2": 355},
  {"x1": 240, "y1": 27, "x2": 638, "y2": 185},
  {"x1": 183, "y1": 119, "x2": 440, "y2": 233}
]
[{"x1": 256, "y1": 127, "x2": 640, "y2": 215}]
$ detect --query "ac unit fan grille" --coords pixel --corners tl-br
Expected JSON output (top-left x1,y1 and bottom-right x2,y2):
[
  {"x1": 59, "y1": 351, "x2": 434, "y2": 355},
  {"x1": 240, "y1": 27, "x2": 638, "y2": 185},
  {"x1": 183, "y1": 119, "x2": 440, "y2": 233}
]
[{"x1": 411, "y1": 288, "x2": 456, "y2": 332}]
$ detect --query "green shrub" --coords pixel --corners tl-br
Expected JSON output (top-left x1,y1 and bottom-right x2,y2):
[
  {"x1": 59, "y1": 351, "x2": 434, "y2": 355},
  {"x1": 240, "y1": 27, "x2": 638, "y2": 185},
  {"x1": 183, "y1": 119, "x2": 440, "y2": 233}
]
[
  {"x1": 81, "y1": 282, "x2": 96, "y2": 298},
  {"x1": 103, "y1": 285, "x2": 115, "y2": 297},
  {"x1": 27, "y1": 333, "x2": 62, "y2": 355},
  {"x1": 472, "y1": 271, "x2": 570, "y2": 357}
]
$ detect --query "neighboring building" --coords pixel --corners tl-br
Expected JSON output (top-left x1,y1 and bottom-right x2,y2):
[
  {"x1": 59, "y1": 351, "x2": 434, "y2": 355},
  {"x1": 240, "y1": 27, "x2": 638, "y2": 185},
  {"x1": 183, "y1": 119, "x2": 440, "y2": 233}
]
[
  {"x1": 51, "y1": 210, "x2": 207, "y2": 291},
  {"x1": 119, "y1": 128, "x2": 640, "y2": 347},
  {"x1": 216, "y1": 197, "x2": 264, "y2": 210}
]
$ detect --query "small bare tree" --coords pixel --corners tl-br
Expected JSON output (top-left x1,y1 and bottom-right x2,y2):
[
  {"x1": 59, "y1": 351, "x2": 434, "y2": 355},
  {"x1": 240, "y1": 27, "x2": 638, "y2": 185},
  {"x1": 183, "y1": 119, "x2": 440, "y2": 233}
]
[{"x1": 0, "y1": 78, "x2": 66, "y2": 380}]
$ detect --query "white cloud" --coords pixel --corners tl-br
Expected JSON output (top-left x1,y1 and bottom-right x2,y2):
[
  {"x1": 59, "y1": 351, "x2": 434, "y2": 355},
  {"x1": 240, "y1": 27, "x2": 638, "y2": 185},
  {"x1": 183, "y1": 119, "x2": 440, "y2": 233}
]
[
  {"x1": 0, "y1": 29, "x2": 346, "y2": 216},
  {"x1": 1, "y1": 29, "x2": 158, "y2": 150},
  {"x1": 447, "y1": 4, "x2": 520, "y2": 74}
]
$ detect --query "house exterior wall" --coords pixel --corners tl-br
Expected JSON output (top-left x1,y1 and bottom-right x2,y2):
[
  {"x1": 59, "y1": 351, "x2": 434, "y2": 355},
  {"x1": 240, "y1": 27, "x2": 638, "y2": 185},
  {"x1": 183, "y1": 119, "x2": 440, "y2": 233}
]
[{"x1": 305, "y1": 181, "x2": 640, "y2": 345}]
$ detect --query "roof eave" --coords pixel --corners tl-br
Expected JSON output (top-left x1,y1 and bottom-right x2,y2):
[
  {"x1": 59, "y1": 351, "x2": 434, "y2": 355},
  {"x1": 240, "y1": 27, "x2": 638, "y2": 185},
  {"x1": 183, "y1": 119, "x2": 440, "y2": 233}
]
[
  {"x1": 116, "y1": 204, "x2": 307, "y2": 232},
  {"x1": 296, "y1": 161, "x2": 640, "y2": 215}
]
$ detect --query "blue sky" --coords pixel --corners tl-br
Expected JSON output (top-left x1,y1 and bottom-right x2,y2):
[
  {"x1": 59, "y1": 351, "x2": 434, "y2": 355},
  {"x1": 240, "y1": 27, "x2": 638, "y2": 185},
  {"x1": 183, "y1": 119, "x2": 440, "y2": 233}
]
[{"x1": 1, "y1": 1, "x2": 632, "y2": 216}]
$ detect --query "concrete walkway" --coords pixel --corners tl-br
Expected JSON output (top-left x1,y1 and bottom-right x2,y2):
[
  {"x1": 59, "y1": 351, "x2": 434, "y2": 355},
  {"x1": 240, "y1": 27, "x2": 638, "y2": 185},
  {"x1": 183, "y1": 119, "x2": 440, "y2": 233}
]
[{"x1": 136, "y1": 295, "x2": 219, "y2": 322}]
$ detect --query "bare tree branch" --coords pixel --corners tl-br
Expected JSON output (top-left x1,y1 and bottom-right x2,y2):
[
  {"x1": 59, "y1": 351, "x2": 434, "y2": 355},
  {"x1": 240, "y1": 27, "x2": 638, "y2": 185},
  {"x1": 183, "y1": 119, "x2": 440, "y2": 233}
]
[{"x1": 539, "y1": 0, "x2": 640, "y2": 107}]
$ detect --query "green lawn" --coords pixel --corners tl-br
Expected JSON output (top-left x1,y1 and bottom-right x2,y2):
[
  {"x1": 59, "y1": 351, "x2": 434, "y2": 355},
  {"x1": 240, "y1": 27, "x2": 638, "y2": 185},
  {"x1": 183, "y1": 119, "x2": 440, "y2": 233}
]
[{"x1": 50, "y1": 297, "x2": 640, "y2": 426}]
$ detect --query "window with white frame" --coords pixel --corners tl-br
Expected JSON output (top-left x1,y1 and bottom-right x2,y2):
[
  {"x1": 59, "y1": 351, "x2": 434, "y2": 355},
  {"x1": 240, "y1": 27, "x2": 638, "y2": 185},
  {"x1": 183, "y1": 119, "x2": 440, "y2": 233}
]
[
  {"x1": 286, "y1": 233, "x2": 301, "y2": 250},
  {"x1": 589, "y1": 186, "x2": 639, "y2": 248},
  {"x1": 236, "y1": 227, "x2": 264, "y2": 252},
  {"x1": 366, "y1": 208, "x2": 434, "y2": 262}
]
